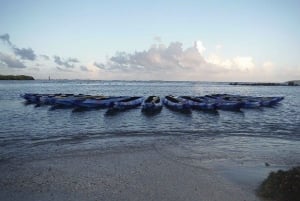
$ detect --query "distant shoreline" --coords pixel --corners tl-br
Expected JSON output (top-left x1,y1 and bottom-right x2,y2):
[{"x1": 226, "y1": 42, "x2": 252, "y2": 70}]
[
  {"x1": 0, "y1": 75, "x2": 34, "y2": 80},
  {"x1": 229, "y1": 80, "x2": 299, "y2": 86}
]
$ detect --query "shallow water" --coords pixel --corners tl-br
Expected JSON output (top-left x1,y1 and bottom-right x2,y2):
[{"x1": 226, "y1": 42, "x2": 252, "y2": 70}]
[{"x1": 0, "y1": 80, "x2": 299, "y2": 167}]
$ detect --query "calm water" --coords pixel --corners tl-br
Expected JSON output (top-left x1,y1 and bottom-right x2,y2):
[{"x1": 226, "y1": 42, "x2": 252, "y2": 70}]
[{"x1": 0, "y1": 80, "x2": 299, "y2": 167}]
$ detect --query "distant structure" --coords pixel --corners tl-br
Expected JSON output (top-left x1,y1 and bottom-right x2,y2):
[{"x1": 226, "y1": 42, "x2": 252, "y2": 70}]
[
  {"x1": 287, "y1": 80, "x2": 300, "y2": 86},
  {"x1": 229, "y1": 80, "x2": 299, "y2": 86},
  {"x1": 229, "y1": 82, "x2": 285, "y2": 86}
]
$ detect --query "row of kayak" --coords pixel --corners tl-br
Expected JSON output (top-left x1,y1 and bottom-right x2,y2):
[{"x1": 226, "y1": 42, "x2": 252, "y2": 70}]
[{"x1": 21, "y1": 93, "x2": 284, "y2": 112}]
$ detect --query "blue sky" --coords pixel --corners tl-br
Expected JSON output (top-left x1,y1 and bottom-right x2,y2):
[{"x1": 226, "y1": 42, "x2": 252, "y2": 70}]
[{"x1": 0, "y1": 0, "x2": 299, "y2": 81}]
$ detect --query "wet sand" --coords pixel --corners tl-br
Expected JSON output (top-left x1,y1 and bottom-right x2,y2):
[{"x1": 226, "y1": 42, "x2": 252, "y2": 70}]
[{"x1": 0, "y1": 145, "x2": 261, "y2": 201}]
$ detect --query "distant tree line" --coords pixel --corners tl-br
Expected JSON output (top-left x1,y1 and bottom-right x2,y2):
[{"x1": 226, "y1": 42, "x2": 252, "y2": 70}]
[{"x1": 0, "y1": 75, "x2": 34, "y2": 80}]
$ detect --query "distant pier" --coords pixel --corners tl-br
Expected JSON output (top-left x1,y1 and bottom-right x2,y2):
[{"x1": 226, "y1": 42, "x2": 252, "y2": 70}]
[{"x1": 229, "y1": 81, "x2": 299, "y2": 86}]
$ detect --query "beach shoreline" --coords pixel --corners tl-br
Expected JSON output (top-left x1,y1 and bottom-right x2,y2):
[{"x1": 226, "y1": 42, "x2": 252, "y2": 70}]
[{"x1": 0, "y1": 143, "x2": 262, "y2": 201}]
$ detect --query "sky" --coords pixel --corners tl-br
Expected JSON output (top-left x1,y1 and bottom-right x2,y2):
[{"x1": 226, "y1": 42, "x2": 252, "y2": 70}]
[{"x1": 0, "y1": 0, "x2": 300, "y2": 81}]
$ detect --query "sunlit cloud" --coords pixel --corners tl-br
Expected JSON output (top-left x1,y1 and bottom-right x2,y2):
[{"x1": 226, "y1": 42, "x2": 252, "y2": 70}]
[
  {"x1": 1, "y1": 32, "x2": 299, "y2": 81},
  {"x1": 91, "y1": 40, "x2": 300, "y2": 81},
  {"x1": 195, "y1": 40, "x2": 206, "y2": 55},
  {"x1": 93, "y1": 41, "x2": 254, "y2": 81},
  {"x1": 232, "y1": 57, "x2": 255, "y2": 71}
]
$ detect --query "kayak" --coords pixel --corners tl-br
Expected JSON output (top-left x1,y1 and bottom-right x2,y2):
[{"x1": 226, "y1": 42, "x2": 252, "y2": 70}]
[
  {"x1": 203, "y1": 95, "x2": 243, "y2": 110},
  {"x1": 75, "y1": 96, "x2": 129, "y2": 108},
  {"x1": 179, "y1": 96, "x2": 217, "y2": 110},
  {"x1": 53, "y1": 94, "x2": 90, "y2": 107},
  {"x1": 112, "y1": 96, "x2": 144, "y2": 110},
  {"x1": 142, "y1": 96, "x2": 163, "y2": 113},
  {"x1": 220, "y1": 96, "x2": 261, "y2": 109},
  {"x1": 255, "y1": 96, "x2": 284, "y2": 106},
  {"x1": 20, "y1": 93, "x2": 41, "y2": 103},
  {"x1": 163, "y1": 95, "x2": 191, "y2": 111},
  {"x1": 219, "y1": 94, "x2": 284, "y2": 107},
  {"x1": 39, "y1": 94, "x2": 63, "y2": 105}
]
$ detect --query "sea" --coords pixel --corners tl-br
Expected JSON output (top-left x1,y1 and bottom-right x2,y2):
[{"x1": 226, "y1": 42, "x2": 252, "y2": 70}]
[{"x1": 0, "y1": 80, "x2": 299, "y2": 185}]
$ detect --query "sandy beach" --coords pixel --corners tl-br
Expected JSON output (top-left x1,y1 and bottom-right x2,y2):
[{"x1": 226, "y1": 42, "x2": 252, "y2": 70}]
[{"x1": 0, "y1": 143, "x2": 261, "y2": 201}]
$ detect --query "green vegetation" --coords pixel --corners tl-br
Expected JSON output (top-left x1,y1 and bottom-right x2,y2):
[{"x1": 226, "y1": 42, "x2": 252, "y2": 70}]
[
  {"x1": 0, "y1": 74, "x2": 34, "y2": 80},
  {"x1": 257, "y1": 166, "x2": 300, "y2": 201}
]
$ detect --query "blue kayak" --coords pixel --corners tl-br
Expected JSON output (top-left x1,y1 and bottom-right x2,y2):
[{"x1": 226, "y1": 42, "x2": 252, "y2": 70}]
[
  {"x1": 163, "y1": 95, "x2": 191, "y2": 112},
  {"x1": 216, "y1": 94, "x2": 284, "y2": 107},
  {"x1": 203, "y1": 95, "x2": 243, "y2": 110},
  {"x1": 112, "y1": 96, "x2": 144, "y2": 110},
  {"x1": 20, "y1": 93, "x2": 41, "y2": 103},
  {"x1": 219, "y1": 95, "x2": 261, "y2": 109},
  {"x1": 142, "y1": 96, "x2": 163, "y2": 113},
  {"x1": 39, "y1": 94, "x2": 64, "y2": 105},
  {"x1": 255, "y1": 96, "x2": 284, "y2": 106},
  {"x1": 52, "y1": 94, "x2": 90, "y2": 107},
  {"x1": 75, "y1": 96, "x2": 129, "y2": 108},
  {"x1": 179, "y1": 96, "x2": 217, "y2": 110}
]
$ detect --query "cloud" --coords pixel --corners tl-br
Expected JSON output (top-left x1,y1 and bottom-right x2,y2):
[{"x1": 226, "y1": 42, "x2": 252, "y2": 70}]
[
  {"x1": 206, "y1": 54, "x2": 232, "y2": 68},
  {"x1": 56, "y1": 66, "x2": 73, "y2": 72},
  {"x1": 0, "y1": 52, "x2": 26, "y2": 68},
  {"x1": 107, "y1": 42, "x2": 182, "y2": 72},
  {"x1": 0, "y1": 33, "x2": 37, "y2": 61},
  {"x1": 216, "y1": 44, "x2": 222, "y2": 50},
  {"x1": 262, "y1": 61, "x2": 273, "y2": 68},
  {"x1": 93, "y1": 41, "x2": 235, "y2": 80},
  {"x1": 80, "y1": 65, "x2": 89, "y2": 71},
  {"x1": 40, "y1": 54, "x2": 50, "y2": 60},
  {"x1": 53, "y1": 56, "x2": 79, "y2": 68},
  {"x1": 195, "y1": 40, "x2": 206, "y2": 55},
  {"x1": 13, "y1": 47, "x2": 36, "y2": 61},
  {"x1": 232, "y1": 57, "x2": 255, "y2": 71},
  {"x1": 29, "y1": 67, "x2": 40, "y2": 71},
  {"x1": 0, "y1": 34, "x2": 12, "y2": 45},
  {"x1": 206, "y1": 54, "x2": 255, "y2": 72},
  {"x1": 94, "y1": 62, "x2": 105, "y2": 69},
  {"x1": 154, "y1": 36, "x2": 162, "y2": 43},
  {"x1": 68, "y1": 58, "x2": 79, "y2": 63},
  {"x1": 95, "y1": 40, "x2": 282, "y2": 81}
]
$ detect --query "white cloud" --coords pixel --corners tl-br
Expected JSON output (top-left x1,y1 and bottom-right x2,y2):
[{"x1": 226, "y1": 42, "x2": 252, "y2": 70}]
[
  {"x1": 195, "y1": 40, "x2": 206, "y2": 55},
  {"x1": 216, "y1": 44, "x2": 222, "y2": 50},
  {"x1": 92, "y1": 40, "x2": 299, "y2": 82},
  {"x1": 262, "y1": 61, "x2": 274, "y2": 68},
  {"x1": 232, "y1": 56, "x2": 255, "y2": 71},
  {"x1": 206, "y1": 54, "x2": 232, "y2": 69},
  {"x1": 93, "y1": 41, "x2": 235, "y2": 81}
]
